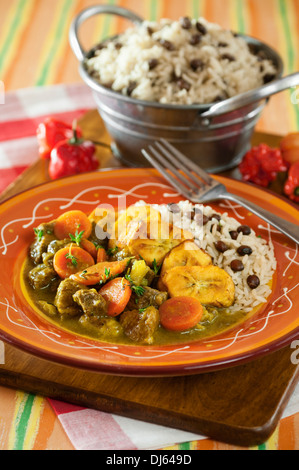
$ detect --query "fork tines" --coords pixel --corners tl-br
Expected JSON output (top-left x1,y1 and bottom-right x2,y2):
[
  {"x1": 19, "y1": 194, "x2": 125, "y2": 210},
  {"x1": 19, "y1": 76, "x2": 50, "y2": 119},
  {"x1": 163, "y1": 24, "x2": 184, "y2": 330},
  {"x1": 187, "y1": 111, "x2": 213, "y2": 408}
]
[{"x1": 141, "y1": 138, "x2": 214, "y2": 199}]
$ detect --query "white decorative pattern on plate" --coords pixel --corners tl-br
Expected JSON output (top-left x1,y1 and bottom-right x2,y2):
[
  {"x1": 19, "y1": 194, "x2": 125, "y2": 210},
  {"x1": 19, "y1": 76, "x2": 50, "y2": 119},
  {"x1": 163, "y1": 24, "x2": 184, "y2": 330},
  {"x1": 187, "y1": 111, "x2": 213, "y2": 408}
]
[{"x1": 0, "y1": 170, "x2": 297, "y2": 374}]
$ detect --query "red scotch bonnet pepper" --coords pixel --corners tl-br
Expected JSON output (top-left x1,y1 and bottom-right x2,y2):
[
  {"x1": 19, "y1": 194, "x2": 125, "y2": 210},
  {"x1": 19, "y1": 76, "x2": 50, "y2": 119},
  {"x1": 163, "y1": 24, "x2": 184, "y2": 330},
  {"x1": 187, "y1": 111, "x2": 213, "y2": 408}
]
[
  {"x1": 36, "y1": 117, "x2": 82, "y2": 160},
  {"x1": 48, "y1": 124, "x2": 99, "y2": 180},
  {"x1": 239, "y1": 143, "x2": 288, "y2": 187},
  {"x1": 284, "y1": 161, "x2": 299, "y2": 203}
]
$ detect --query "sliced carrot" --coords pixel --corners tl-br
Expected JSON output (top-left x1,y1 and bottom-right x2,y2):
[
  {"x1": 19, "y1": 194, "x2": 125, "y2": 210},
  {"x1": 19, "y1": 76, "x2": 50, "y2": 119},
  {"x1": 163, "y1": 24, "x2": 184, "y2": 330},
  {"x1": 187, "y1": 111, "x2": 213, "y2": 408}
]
[
  {"x1": 53, "y1": 244, "x2": 95, "y2": 279},
  {"x1": 65, "y1": 238, "x2": 97, "y2": 259},
  {"x1": 54, "y1": 210, "x2": 92, "y2": 240},
  {"x1": 99, "y1": 277, "x2": 132, "y2": 316},
  {"x1": 79, "y1": 238, "x2": 97, "y2": 260},
  {"x1": 159, "y1": 296, "x2": 203, "y2": 332},
  {"x1": 70, "y1": 258, "x2": 130, "y2": 285},
  {"x1": 97, "y1": 247, "x2": 108, "y2": 263}
]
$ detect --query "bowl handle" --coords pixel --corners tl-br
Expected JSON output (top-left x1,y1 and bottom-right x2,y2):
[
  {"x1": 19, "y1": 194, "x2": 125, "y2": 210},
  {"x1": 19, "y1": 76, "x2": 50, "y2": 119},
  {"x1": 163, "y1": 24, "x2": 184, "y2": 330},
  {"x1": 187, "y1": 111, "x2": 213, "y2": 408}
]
[
  {"x1": 200, "y1": 71, "x2": 299, "y2": 119},
  {"x1": 69, "y1": 5, "x2": 144, "y2": 62}
]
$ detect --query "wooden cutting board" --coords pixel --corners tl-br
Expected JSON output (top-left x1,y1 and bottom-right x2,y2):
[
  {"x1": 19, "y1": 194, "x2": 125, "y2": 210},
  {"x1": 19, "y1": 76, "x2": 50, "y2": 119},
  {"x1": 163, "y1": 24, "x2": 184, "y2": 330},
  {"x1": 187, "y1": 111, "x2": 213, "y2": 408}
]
[{"x1": 0, "y1": 110, "x2": 298, "y2": 448}]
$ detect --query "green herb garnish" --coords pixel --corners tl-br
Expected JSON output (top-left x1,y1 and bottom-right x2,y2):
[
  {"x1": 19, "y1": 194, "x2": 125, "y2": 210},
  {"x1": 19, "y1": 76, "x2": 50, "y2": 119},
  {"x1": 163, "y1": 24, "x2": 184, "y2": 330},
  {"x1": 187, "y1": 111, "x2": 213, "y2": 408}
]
[
  {"x1": 152, "y1": 258, "x2": 161, "y2": 275},
  {"x1": 132, "y1": 285, "x2": 145, "y2": 296},
  {"x1": 65, "y1": 253, "x2": 78, "y2": 267},
  {"x1": 125, "y1": 273, "x2": 145, "y2": 297},
  {"x1": 80, "y1": 269, "x2": 88, "y2": 279},
  {"x1": 107, "y1": 246, "x2": 119, "y2": 256},
  {"x1": 34, "y1": 228, "x2": 44, "y2": 241},
  {"x1": 104, "y1": 267, "x2": 111, "y2": 278},
  {"x1": 69, "y1": 230, "x2": 85, "y2": 246},
  {"x1": 92, "y1": 241, "x2": 105, "y2": 250}
]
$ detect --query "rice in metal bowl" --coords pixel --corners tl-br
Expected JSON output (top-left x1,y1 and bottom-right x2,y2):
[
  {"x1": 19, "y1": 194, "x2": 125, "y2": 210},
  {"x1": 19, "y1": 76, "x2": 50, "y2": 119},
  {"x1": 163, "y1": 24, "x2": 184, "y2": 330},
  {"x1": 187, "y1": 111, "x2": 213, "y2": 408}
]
[
  {"x1": 134, "y1": 200, "x2": 277, "y2": 314},
  {"x1": 85, "y1": 16, "x2": 277, "y2": 105}
]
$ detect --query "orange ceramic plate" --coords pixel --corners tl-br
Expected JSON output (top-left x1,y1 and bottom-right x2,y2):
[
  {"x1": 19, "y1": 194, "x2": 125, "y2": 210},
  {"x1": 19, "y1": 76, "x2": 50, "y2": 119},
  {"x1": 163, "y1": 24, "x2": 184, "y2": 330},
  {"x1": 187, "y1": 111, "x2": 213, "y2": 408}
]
[{"x1": 0, "y1": 168, "x2": 298, "y2": 376}]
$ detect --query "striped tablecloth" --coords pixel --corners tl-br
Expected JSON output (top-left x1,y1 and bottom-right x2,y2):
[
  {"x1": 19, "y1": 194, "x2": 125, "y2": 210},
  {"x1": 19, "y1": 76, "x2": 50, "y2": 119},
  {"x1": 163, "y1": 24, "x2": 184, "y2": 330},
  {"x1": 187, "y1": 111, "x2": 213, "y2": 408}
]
[{"x1": 1, "y1": 0, "x2": 299, "y2": 451}]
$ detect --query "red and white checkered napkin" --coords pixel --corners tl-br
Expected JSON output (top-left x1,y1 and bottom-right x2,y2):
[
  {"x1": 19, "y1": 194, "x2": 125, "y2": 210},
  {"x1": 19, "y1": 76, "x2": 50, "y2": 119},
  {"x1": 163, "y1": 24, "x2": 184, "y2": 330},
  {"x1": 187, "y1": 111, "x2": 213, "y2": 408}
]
[
  {"x1": 0, "y1": 83, "x2": 95, "y2": 193},
  {"x1": 48, "y1": 399, "x2": 204, "y2": 450},
  {"x1": 48, "y1": 379, "x2": 299, "y2": 450},
  {"x1": 0, "y1": 84, "x2": 205, "y2": 450}
]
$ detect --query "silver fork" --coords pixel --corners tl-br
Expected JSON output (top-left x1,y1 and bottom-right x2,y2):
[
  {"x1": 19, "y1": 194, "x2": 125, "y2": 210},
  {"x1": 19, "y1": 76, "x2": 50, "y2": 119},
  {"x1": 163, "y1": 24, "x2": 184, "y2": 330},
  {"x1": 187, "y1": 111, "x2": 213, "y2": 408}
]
[{"x1": 141, "y1": 139, "x2": 299, "y2": 245}]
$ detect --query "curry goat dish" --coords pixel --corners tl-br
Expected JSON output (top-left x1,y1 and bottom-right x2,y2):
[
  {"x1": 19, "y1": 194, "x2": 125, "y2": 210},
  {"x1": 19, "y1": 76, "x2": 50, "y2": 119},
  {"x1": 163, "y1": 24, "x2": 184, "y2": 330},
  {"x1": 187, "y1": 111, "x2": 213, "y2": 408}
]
[{"x1": 23, "y1": 205, "x2": 257, "y2": 346}]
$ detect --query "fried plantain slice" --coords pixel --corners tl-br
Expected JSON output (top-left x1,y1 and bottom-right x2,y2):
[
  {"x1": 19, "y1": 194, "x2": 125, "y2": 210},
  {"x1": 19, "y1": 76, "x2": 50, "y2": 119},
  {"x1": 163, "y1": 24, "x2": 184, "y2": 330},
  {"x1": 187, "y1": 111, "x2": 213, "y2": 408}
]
[
  {"x1": 128, "y1": 222, "x2": 194, "y2": 267},
  {"x1": 158, "y1": 239, "x2": 212, "y2": 290},
  {"x1": 162, "y1": 265, "x2": 235, "y2": 308}
]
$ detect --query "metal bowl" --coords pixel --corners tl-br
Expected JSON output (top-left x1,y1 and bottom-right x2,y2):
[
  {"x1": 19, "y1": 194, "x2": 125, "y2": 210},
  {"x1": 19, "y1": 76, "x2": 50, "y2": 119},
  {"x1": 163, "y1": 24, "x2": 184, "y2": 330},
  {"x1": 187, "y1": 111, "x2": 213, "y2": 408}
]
[{"x1": 69, "y1": 5, "x2": 284, "y2": 172}]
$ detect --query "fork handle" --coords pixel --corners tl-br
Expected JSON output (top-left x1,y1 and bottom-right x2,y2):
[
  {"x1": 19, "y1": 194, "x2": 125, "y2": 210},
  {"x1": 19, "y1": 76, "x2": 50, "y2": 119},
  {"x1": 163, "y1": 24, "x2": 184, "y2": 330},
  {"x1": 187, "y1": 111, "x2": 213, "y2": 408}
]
[{"x1": 222, "y1": 193, "x2": 299, "y2": 245}]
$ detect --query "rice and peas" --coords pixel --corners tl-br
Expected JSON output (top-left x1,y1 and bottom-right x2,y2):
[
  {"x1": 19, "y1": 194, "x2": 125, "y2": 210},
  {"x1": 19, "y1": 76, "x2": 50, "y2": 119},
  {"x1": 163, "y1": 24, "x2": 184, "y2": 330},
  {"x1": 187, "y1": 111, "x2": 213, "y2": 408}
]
[
  {"x1": 134, "y1": 200, "x2": 276, "y2": 314},
  {"x1": 85, "y1": 16, "x2": 277, "y2": 105}
]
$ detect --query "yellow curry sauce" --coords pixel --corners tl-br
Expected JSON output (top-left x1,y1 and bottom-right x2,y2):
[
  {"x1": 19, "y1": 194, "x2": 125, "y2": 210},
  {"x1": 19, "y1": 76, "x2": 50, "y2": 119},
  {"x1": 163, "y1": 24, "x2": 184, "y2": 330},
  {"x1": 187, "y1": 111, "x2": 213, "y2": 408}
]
[
  {"x1": 21, "y1": 205, "x2": 267, "y2": 346},
  {"x1": 22, "y1": 256, "x2": 251, "y2": 345}
]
